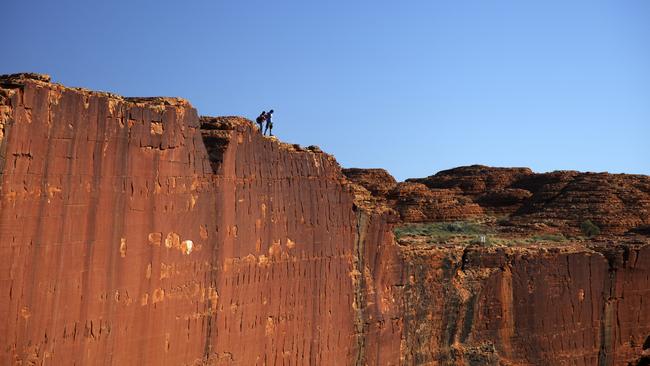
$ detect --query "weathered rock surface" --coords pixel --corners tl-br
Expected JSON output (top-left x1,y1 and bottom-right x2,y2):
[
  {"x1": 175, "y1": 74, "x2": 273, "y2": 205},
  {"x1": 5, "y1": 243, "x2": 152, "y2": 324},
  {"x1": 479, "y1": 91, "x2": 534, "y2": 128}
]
[
  {"x1": 343, "y1": 168, "x2": 397, "y2": 196},
  {"x1": 409, "y1": 165, "x2": 534, "y2": 214},
  {"x1": 396, "y1": 243, "x2": 650, "y2": 365},
  {"x1": 513, "y1": 171, "x2": 650, "y2": 235},
  {"x1": 0, "y1": 73, "x2": 217, "y2": 365},
  {"x1": 0, "y1": 74, "x2": 648, "y2": 365},
  {"x1": 375, "y1": 164, "x2": 650, "y2": 235},
  {"x1": 0, "y1": 74, "x2": 362, "y2": 365},
  {"x1": 198, "y1": 116, "x2": 362, "y2": 365},
  {"x1": 343, "y1": 170, "x2": 484, "y2": 223},
  {"x1": 387, "y1": 182, "x2": 484, "y2": 222}
]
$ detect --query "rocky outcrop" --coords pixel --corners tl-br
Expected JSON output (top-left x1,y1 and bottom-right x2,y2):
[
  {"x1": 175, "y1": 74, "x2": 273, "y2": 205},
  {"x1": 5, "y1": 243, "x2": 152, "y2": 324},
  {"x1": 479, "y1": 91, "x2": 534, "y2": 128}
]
[
  {"x1": 403, "y1": 165, "x2": 650, "y2": 235},
  {"x1": 344, "y1": 170, "x2": 484, "y2": 223},
  {"x1": 343, "y1": 168, "x2": 397, "y2": 197},
  {"x1": 513, "y1": 172, "x2": 650, "y2": 235},
  {"x1": 1, "y1": 74, "x2": 648, "y2": 365},
  {"x1": 387, "y1": 182, "x2": 483, "y2": 222},
  {"x1": 409, "y1": 165, "x2": 534, "y2": 214}
]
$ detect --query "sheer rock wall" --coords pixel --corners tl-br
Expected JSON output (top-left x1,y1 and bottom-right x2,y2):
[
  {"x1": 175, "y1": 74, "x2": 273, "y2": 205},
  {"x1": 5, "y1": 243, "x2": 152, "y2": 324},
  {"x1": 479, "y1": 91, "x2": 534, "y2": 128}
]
[
  {"x1": 0, "y1": 74, "x2": 218, "y2": 365},
  {"x1": 396, "y1": 244, "x2": 650, "y2": 365},
  {"x1": 199, "y1": 116, "x2": 361, "y2": 365},
  {"x1": 0, "y1": 75, "x2": 366, "y2": 365}
]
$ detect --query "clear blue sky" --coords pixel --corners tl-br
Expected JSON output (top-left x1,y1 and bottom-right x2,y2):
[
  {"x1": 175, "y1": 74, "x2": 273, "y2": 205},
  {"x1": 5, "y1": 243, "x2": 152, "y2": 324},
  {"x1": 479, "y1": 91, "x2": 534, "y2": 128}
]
[{"x1": 4, "y1": 0, "x2": 649, "y2": 181}]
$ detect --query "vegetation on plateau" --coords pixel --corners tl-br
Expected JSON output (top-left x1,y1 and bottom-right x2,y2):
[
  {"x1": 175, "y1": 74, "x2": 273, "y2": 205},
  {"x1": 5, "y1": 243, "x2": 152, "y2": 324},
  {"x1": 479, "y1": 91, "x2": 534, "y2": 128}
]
[{"x1": 394, "y1": 219, "x2": 570, "y2": 247}]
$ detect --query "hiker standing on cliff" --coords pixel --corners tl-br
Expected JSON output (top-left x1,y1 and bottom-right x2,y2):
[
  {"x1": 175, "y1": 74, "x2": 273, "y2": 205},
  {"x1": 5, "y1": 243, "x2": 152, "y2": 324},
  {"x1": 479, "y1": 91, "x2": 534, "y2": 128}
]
[
  {"x1": 264, "y1": 109, "x2": 274, "y2": 136},
  {"x1": 255, "y1": 111, "x2": 266, "y2": 133}
]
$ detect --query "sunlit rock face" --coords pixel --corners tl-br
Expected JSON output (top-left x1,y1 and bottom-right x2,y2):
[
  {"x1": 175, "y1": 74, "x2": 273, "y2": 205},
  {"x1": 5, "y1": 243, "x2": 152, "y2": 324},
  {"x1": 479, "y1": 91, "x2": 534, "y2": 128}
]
[{"x1": 0, "y1": 74, "x2": 648, "y2": 366}]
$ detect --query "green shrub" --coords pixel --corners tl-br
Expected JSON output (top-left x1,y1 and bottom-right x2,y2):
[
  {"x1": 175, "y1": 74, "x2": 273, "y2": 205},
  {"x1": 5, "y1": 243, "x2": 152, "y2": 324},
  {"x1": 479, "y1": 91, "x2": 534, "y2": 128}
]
[
  {"x1": 532, "y1": 233, "x2": 567, "y2": 242},
  {"x1": 496, "y1": 216, "x2": 511, "y2": 226},
  {"x1": 580, "y1": 220, "x2": 601, "y2": 237},
  {"x1": 446, "y1": 222, "x2": 464, "y2": 232},
  {"x1": 393, "y1": 221, "x2": 486, "y2": 242}
]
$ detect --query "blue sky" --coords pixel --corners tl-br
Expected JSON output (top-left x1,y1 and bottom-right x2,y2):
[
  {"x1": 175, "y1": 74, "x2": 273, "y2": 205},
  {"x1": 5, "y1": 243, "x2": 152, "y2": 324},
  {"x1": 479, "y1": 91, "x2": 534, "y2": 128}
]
[{"x1": 4, "y1": 0, "x2": 649, "y2": 180}]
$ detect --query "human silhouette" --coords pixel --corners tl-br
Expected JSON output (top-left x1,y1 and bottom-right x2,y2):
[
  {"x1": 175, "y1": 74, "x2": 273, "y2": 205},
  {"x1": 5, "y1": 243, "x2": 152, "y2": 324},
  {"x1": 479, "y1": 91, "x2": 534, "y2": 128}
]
[
  {"x1": 255, "y1": 111, "x2": 266, "y2": 133},
  {"x1": 264, "y1": 109, "x2": 274, "y2": 136}
]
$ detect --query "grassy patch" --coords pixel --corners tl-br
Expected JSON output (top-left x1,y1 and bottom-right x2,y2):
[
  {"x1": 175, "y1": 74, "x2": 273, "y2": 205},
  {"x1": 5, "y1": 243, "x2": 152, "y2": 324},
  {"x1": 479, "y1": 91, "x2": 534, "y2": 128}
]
[
  {"x1": 530, "y1": 233, "x2": 567, "y2": 242},
  {"x1": 394, "y1": 221, "x2": 491, "y2": 245},
  {"x1": 394, "y1": 221, "x2": 573, "y2": 247}
]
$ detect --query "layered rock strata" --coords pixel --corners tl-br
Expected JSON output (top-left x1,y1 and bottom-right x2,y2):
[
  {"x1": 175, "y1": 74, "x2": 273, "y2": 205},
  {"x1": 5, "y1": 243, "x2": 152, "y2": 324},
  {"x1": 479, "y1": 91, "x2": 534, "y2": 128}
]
[
  {"x1": 347, "y1": 165, "x2": 650, "y2": 235},
  {"x1": 341, "y1": 171, "x2": 484, "y2": 223}
]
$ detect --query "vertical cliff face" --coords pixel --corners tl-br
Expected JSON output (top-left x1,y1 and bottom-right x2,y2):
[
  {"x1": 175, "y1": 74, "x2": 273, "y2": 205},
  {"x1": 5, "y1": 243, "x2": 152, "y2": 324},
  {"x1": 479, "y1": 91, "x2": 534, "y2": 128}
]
[
  {"x1": 1, "y1": 74, "x2": 648, "y2": 365},
  {"x1": 198, "y1": 116, "x2": 361, "y2": 364},
  {"x1": 0, "y1": 74, "x2": 219, "y2": 365},
  {"x1": 0, "y1": 75, "x2": 372, "y2": 365},
  {"x1": 396, "y1": 244, "x2": 650, "y2": 365},
  {"x1": 593, "y1": 244, "x2": 650, "y2": 365}
]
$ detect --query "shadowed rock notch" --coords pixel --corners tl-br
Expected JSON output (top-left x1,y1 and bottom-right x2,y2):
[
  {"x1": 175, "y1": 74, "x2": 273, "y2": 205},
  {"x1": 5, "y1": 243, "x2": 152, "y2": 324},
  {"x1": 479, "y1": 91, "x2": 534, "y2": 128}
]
[{"x1": 0, "y1": 74, "x2": 648, "y2": 365}]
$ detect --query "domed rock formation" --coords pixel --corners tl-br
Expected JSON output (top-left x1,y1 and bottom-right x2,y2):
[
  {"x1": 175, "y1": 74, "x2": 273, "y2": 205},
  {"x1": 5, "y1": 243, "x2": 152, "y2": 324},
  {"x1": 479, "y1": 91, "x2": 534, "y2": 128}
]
[
  {"x1": 408, "y1": 165, "x2": 535, "y2": 214},
  {"x1": 513, "y1": 171, "x2": 650, "y2": 235},
  {"x1": 400, "y1": 165, "x2": 650, "y2": 235},
  {"x1": 387, "y1": 182, "x2": 484, "y2": 222}
]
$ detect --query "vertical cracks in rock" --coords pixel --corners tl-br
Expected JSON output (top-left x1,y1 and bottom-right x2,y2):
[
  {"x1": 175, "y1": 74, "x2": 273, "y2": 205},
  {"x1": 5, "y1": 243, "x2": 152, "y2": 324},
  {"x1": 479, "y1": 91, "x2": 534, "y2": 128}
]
[
  {"x1": 598, "y1": 253, "x2": 617, "y2": 366},
  {"x1": 352, "y1": 210, "x2": 368, "y2": 366}
]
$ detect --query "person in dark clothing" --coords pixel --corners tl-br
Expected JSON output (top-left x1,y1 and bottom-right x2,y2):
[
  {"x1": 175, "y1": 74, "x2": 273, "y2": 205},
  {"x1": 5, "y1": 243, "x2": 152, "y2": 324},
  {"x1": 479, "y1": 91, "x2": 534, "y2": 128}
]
[
  {"x1": 255, "y1": 111, "x2": 266, "y2": 133},
  {"x1": 264, "y1": 109, "x2": 274, "y2": 136}
]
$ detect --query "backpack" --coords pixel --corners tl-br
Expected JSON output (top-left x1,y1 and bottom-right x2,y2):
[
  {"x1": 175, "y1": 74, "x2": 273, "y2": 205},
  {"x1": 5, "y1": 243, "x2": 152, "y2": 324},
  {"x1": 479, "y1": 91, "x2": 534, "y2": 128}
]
[{"x1": 256, "y1": 114, "x2": 265, "y2": 123}]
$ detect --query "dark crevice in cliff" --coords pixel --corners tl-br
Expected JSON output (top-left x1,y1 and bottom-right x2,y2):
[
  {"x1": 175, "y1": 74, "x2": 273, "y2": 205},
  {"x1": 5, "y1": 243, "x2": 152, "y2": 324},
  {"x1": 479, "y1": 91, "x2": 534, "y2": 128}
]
[
  {"x1": 598, "y1": 269, "x2": 616, "y2": 366},
  {"x1": 460, "y1": 294, "x2": 477, "y2": 343},
  {"x1": 592, "y1": 245, "x2": 624, "y2": 366},
  {"x1": 202, "y1": 275, "x2": 215, "y2": 362},
  {"x1": 461, "y1": 246, "x2": 471, "y2": 271},
  {"x1": 442, "y1": 258, "x2": 461, "y2": 353},
  {"x1": 199, "y1": 117, "x2": 234, "y2": 174},
  {"x1": 352, "y1": 210, "x2": 368, "y2": 366}
]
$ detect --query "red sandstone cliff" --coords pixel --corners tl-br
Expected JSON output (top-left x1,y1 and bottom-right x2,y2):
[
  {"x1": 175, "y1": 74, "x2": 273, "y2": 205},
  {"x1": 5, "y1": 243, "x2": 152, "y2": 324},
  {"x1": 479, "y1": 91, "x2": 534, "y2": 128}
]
[
  {"x1": 0, "y1": 73, "x2": 219, "y2": 365},
  {"x1": 1, "y1": 74, "x2": 648, "y2": 365},
  {"x1": 394, "y1": 243, "x2": 650, "y2": 365}
]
